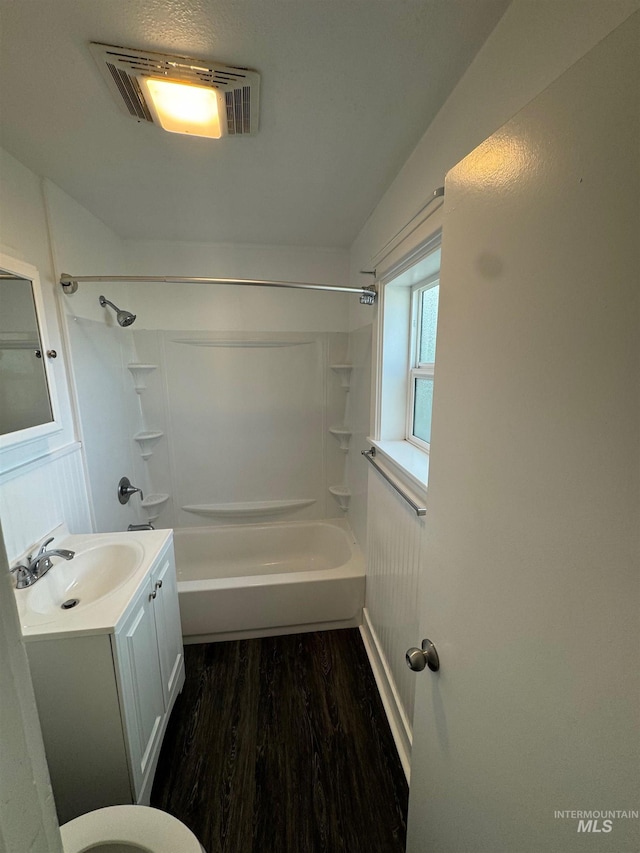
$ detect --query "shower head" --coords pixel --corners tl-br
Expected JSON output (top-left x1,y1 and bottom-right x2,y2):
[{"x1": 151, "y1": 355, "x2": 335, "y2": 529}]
[{"x1": 99, "y1": 295, "x2": 136, "y2": 327}]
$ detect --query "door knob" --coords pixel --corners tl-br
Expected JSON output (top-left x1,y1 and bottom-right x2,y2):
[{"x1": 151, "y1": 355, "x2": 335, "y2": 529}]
[{"x1": 406, "y1": 638, "x2": 440, "y2": 672}]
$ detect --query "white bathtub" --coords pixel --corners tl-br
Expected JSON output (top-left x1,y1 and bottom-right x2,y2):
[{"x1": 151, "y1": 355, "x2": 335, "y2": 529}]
[{"x1": 174, "y1": 519, "x2": 365, "y2": 642}]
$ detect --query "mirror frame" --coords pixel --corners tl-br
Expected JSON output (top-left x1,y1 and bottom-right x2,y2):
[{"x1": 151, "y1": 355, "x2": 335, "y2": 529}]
[{"x1": 0, "y1": 252, "x2": 62, "y2": 449}]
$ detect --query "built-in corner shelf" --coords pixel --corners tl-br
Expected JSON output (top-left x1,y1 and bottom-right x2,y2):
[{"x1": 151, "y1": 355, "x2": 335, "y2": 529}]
[
  {"x1": 329, "y1": 486, "x2": 351, "y2": 512},
  {"x1": 140, "y1": 493, "x2": 169, "y2": 522},
  {"x1": 127, "y1": 363, "x2": 157, "y2": 394},
  {"x1": 181, "y1": 499, "x2": 316, "y2": 519},
  {"x1": 330, "y1": 364, "x2": 353, "y2": 390},
  {"x1": 329, "y1": 427, "x2": 352, "y2": 453},
  {"x1": 133, "y1": 430, "x2": 164, "y2": 460}
]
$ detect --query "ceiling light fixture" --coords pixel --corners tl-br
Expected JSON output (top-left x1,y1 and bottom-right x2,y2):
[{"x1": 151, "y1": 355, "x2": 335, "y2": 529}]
[
  {"x1": 90, "y1": 43, "x2": 260, "y2": 139},
  {"x1": 142, "y1": 78, "x2": 224, "y2": 138}
]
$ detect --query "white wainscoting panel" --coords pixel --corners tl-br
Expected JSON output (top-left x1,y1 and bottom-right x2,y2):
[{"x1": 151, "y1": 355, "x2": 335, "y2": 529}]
[
  {"x1": 366, "y1": 467, "x2": 425, "y2": 744},
  {"x1": 0, "y1": 444, "x2": 91, "y2": 561},
  {"x1": 360, "y1": 607, "x2": 412, "y2": 782}
]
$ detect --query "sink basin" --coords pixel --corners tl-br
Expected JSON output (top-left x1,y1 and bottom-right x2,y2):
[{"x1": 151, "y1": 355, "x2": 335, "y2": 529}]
[
  {"x1": 21, "y1": 540, "x2": 145, "y2": 622},
  {"x1": 14, "y1": 527, "x2": 173, "y2": 639}
]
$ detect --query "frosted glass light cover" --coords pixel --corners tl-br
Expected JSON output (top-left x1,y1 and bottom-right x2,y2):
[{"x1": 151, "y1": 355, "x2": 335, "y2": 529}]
[{"x1": 143, "y1": 78, "x2": 224, "y2": 138}]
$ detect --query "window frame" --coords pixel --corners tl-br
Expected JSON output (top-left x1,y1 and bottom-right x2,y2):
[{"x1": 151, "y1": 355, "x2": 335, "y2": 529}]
[
  {"x1": 405, "y1": 273, "x2": 439, "y2": 452},
  {"x1": 373, "y1": 227, "x2": 442, "y2": 494}
]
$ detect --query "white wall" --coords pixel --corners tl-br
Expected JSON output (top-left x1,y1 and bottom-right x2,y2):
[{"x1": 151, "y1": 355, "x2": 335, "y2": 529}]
[
  {"x1": 124, "y1": 239, "x2": 350, "y2": 333},
  {"x1": 345, "y1": 0, "x2": 640, "y2": 758}
]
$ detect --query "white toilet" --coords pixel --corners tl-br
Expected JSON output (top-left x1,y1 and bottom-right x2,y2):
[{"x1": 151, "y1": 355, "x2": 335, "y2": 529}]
[{"x1": 59, "y1": 804, "x2": 206, "y2": 853}]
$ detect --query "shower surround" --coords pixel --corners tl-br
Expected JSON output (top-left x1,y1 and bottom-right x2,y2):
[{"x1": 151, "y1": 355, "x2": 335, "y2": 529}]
[
  {"x1": 67, "y1": 310, "x2": 356, "y2": 533},
  {"x1": 131, "y1": 328, "x2": 351, "y2": 530}
]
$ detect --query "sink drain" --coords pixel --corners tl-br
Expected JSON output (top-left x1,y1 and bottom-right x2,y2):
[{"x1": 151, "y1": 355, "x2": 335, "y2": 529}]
[{"x1": 61, "y1": 598, "x2": 80, "y2": 610}]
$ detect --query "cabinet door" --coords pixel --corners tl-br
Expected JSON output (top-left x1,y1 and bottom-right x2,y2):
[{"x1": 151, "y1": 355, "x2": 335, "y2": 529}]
[
  {"x1": 152, "y1": 551, "x2": 185, "y2": 706},
  {"x1": 114, "y1": 581, "x2": 165, "y2": 797}
]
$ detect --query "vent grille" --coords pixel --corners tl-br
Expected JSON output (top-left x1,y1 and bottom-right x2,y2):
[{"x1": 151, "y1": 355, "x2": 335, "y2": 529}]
[
  {"x1": 225, "y1": 86, "x2": 252, "y2": 135},
  {"x1": 102, "y1": 47, "x2": 249, "y2": 88},
  {"x1": 106, "y1": 63, "x2": 153, "y2": 122},
  {"x1": 92, "y1": 43, "x2": 260, "y2": 136}
]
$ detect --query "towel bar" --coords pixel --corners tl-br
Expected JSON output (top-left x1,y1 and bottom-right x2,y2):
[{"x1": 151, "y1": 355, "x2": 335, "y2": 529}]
[{"x1": 361, "y1": 447, "x2": 426, "y2": 517}]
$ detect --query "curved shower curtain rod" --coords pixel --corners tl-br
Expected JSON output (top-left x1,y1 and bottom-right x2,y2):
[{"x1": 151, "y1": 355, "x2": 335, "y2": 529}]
[{"x1": 59, "y1": 273, "x2": 378, "y2": 305}]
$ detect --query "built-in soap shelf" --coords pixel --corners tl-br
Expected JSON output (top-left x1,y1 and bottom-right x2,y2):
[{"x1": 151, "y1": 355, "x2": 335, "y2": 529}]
[
  {"x1": 181, "y1": 498, "x2": 316, "y2": 519},
  {"x1": 329, "y1": 426, "x2": 352, "y2": 453},
  {"x1": 330, "y1": 364, "x2": 353, "y2": 390},
  {"x1": 329, "y1": 486, "x2": 351, "y2": 511},
  {"x1": 140, "y1": 493, "x2": 169, "y2": 522},
  {"x1": 134, "y1": 430, "x2": 164, "y2": 460},
  {"x1": 127, "y1": 363, "x2": 157, "y2": 394}
]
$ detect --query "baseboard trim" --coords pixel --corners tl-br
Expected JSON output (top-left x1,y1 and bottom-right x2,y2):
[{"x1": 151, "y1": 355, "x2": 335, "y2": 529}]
[{"x1": 359, "y1": 607, "x2": 412, "y2": 784}]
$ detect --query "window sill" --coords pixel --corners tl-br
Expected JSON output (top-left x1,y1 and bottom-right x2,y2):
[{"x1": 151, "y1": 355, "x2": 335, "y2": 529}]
[{"x1": 366, "y1": 438, "x2": 429, "y2": 505}]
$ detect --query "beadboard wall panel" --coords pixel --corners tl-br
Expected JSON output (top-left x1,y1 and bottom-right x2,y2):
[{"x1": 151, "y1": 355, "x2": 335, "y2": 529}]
[
  {"x1": 366, "y1": 469, "x2": 425, "y2": 732},
  {"x1": 0, "y1": 445, "x2": 91, "y2": 562}
]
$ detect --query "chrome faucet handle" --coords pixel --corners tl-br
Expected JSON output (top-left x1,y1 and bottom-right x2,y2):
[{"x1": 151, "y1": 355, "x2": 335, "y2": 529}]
[
  {"x1": 27, "y1": 538, "x2": 75, "y2": 578},
  {"x1": 33, "y1": 556, "x2": 53, "y2": 576},
  {"x1": 36, "y1": 537, "x2": 55, "y2": 557},
  {"x1": 10, "y1": 564, "x2": 34, "y2": 589}
]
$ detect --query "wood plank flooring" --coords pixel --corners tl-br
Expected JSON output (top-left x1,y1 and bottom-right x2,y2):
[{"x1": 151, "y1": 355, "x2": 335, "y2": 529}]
[{"x1": 151, "y1": 629, "x2": 408, "y2": 853}]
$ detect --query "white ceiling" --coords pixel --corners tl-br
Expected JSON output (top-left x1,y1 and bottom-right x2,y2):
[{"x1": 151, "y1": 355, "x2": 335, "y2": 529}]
[{"x1": 0, "y1": 0, "x2": 510, "y2": 248}]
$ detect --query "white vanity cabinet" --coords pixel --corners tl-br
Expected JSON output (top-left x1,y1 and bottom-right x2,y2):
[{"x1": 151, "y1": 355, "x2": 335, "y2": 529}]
[
  {"x1": 25, "y1": 534, "x2": 185, "y2": 824},
  {"x1": 112, "y1": 545, "x2": 184, "y2": 799}
]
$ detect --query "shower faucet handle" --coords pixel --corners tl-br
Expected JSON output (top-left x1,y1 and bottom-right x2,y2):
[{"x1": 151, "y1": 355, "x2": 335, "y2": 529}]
[{"x1": 118, "y1": 477, "x2": 144, "y2": 505}]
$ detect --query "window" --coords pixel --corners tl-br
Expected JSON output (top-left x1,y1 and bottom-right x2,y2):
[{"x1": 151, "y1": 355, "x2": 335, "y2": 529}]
[
  {"x1": 407, "y1": 277, "x2": 439, "y2": 450},
  {"x1": 374, "y1": 233, "x2": 441, "y2": 491}
]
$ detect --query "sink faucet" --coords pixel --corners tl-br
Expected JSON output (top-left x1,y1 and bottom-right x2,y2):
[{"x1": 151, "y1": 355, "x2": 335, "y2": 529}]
[{"x1": 11, "y1": 537, "x2": 75, "y2": 589}]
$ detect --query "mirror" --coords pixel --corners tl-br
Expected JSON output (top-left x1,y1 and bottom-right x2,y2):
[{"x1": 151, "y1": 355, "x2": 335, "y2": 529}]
[{"x1": 0, "y1": 255, "x2": 59, "y2": 445}]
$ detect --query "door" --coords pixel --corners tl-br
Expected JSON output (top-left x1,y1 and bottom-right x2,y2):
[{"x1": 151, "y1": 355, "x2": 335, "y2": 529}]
[
  {"x1": 406, "y1": 14, "x2": 639, "y2": 853},
  {"x1": 152, "y1": 548, "x2": 185, "y2": 705},
  {"x1": 114, "y1": 580, "x2": 165, "y2": 797}
]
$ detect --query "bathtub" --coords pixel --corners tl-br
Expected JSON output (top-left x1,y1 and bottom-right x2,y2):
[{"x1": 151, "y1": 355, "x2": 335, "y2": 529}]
[{"x1": 173, "y1": 518, "x2": 365, "y2": 643}]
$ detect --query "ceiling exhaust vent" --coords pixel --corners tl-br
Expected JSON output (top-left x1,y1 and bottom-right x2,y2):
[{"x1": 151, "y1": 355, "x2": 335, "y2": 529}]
[{"x1": 90, "y1": 43, "x2": 260, "y2": 136}]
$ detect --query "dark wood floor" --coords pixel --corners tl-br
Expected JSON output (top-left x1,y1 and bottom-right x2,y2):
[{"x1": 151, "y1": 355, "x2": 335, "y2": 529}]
[{"x1": 151, "y1": 629, "x2": 408, "y2": 853}]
